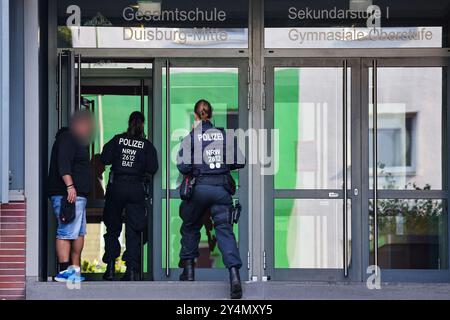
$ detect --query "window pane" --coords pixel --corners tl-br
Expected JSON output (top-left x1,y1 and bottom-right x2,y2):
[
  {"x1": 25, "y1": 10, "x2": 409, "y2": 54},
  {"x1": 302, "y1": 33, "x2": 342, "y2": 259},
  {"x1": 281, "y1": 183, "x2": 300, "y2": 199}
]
[
  {"x1": 369, "y1": 199, "x2": 448, "y2": 269},
  {"x1": 369, "y1": 67, "x2": 443, "y2": 190},
  {"x1": 275, "y1": 199, "x2": 350, "y2": 269},
  {"x1": 274, "y1": 67, "x2": 350, "y2": 189}
]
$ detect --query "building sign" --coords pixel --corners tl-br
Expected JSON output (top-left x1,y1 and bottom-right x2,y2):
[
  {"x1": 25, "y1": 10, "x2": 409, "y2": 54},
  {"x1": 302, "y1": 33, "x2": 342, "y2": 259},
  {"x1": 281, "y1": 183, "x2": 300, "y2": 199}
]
[
  {"x1": 66, "y1": 26, "x2": 248, "y2": 49},
  {"x1": 265, "y1": 27, "x2": 442, "y2": 49},
  {"x1": 58, "y1": 2, "x2": 249, "y2": 49}
]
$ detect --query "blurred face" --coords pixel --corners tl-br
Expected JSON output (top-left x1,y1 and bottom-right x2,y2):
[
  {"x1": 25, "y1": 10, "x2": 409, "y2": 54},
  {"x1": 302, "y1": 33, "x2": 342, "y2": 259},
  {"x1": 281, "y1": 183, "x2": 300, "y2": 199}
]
[{"x1": 72, "y1": 116, "x2": 94, "y2": 144}]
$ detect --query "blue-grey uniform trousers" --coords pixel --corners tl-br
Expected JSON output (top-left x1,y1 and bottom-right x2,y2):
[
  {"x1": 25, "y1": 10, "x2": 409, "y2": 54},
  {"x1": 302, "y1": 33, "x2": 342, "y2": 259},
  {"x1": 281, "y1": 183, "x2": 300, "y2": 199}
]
[{"x1": 179, "y1": 184, "x2": 242, "y2": 269}]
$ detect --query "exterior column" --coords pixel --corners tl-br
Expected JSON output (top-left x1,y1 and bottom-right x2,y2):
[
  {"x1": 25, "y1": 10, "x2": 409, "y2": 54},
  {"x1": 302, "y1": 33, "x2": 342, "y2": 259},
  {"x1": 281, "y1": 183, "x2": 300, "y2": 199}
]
[
  {"x1": 249, "y1": 0, "x2": 264, "y2": 281},
  {"x1": 24, "y1": 0, "x2": 40, "y2": 279},
  {"x1": 0, "y1": 0, "x2": 9, "y2": 204}
]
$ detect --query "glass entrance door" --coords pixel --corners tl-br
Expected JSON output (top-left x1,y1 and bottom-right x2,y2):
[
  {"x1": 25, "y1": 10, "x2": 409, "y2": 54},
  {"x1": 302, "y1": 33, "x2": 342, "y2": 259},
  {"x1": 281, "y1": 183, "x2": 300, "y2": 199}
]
[
  {"x1": 152, "y1": 59, "x2": 249, "y2": 281},
  {"x1": 264, "y1": 58, "x2": 361, "y2": 281},
  {"x1": 264, "y1": 57, "x2": 450, "y2": 283},
  {"x1": 363, "y1": 57, "x2": 450, "y2": 282},
  {"x1": 51, "y1": 53, "x2": 154, "y2": 280}
]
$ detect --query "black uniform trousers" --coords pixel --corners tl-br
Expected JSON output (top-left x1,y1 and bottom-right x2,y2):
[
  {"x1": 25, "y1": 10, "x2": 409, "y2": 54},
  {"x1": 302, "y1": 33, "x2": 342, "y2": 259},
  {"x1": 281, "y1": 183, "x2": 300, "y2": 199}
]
[
  {"x1": 102, "y1": 179, "x2": 147, "y2": 270},
  {"x1": 179, "y1": 184, "x2": 242, "y2": 269}
]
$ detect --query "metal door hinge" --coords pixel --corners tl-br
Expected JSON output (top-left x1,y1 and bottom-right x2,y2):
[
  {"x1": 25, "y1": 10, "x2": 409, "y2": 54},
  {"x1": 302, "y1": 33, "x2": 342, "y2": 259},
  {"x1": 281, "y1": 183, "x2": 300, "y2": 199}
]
[
  {"x1": 247, "y1": 66, "x2": 251, "y2": 84},
  {"x1": 247, "y1": 251, "x2": 251, "y2": 270},
  {"x1": 247, "y1": 89, "x2": 251, "y2": 110}
]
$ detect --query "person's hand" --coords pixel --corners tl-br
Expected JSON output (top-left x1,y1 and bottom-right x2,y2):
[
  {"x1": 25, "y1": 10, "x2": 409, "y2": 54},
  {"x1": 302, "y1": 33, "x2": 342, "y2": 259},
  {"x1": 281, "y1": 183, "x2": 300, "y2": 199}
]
[{"x1": 67, "y1": 186, "x2": 77, "y2": 203}]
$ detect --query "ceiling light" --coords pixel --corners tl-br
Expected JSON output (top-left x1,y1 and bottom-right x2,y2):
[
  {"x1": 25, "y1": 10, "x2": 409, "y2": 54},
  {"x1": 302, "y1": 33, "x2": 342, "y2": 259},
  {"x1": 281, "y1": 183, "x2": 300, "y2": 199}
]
[
  {"x1": 349, "y1": 0, "x2": 373, "y2": 12},
  {"x1": 138, "y1": 1, "x2": 161, "y2": 14}
]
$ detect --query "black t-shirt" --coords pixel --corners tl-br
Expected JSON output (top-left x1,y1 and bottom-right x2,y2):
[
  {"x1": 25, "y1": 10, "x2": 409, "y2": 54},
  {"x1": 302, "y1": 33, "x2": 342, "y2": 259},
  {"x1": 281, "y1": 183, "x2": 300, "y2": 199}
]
[
  {"x1": 48, "y1": 128, "x2": 92, "y2": 197},
  {"x1": 100, "y1": 133, "x2": 158, "y2": 178}
]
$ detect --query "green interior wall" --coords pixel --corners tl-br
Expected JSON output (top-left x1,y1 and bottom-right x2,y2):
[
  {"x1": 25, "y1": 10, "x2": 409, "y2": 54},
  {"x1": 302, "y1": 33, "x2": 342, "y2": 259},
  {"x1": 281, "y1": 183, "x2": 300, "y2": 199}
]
[
  {"x1": 274, "y1": 68, "x2": 300, "y2": 268},
  {"x1": 161, "y1": 69, "x2": 239, "y2": 269}
]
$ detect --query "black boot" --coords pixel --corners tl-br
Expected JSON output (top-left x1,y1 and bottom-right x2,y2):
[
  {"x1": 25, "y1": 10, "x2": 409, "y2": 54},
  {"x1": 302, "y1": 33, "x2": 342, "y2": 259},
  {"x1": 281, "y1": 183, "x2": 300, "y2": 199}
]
[
  {"x1": 179, "y1": 259, "x2": 195, "y2": 281},
  {"x1": 121, "y1": 267, "x2": 140, "y2": 281},
  {"x1": 229, "y1": 267, "x2": 242, "y2": 299},
  {"x1": 103, "y1": 260, "x2": 116, "y2": 281}
]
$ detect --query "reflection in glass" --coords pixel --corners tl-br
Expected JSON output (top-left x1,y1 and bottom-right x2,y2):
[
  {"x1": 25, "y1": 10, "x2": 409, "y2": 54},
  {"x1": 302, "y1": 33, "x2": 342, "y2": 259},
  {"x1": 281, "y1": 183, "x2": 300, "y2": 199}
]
[
  {"x1": 275, "y1": 199, "x2": 351, "y2": 269},
  {"x1": 369, "y1": 199, "x2": 447, "y2": 269},
  {"x1": 369, "y1": 67, "x2": 443, "y2": 190},
  {"x1": 274, "y1": 67, "x2": 350, "y2": 190}
]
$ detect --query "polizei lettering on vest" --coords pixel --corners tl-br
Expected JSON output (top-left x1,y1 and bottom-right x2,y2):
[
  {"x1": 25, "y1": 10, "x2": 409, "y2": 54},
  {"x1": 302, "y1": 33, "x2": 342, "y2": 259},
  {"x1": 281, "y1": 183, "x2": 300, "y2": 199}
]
[
  {"x1": 197, "y1": 132, "x2": 224, "y2": 142},
  {"x1": 119, "y1": 138, "x2": 145, "y2": 149}
]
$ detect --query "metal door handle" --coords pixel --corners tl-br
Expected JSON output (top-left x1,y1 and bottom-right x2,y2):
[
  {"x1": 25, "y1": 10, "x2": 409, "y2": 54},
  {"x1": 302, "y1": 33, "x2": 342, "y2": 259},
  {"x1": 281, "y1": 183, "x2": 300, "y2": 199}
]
[
  {"x1": 57, "y1": 52, "x2": 62, "y2": 129},
  {"x1": 343, "y1": 60, "x2": 349, "y2": 277},
  {"x1": 77, "y1": 54, "x2": 82, "y2": 111},
  {"x1": 372, "y1": 59, "x2": 379, "y2": 275},
  {"x1": 140, "y1": 79, "x2": 145, "y2": 114},
  {"x1": 165, "y1": 60, "x2": 171, "y2": 277}
]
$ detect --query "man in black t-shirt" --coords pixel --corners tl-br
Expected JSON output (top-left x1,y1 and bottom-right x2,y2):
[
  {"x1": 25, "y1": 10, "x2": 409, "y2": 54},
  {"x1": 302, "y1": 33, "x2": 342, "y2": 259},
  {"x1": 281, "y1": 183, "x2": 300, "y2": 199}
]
[{"x1": 48, "y1": 110, "x2": 94, "y2": 283}]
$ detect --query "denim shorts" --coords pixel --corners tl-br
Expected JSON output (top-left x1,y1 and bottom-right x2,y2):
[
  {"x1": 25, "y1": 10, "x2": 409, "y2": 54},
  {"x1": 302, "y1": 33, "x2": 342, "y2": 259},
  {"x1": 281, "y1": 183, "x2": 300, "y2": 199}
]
[{"x1": 51, "y1": 196, "x2": 87, "y2": 240}]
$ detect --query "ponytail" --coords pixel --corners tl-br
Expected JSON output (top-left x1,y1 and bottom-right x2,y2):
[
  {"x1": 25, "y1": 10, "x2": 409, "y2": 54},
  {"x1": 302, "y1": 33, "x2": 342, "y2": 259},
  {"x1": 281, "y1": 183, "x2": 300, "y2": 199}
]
[
  {"x1": 194, "y1": 99, "x2": 213, "y2": 120},
  {"x1": 127, "y1": 111, "x2": 145, "y2": 139}
]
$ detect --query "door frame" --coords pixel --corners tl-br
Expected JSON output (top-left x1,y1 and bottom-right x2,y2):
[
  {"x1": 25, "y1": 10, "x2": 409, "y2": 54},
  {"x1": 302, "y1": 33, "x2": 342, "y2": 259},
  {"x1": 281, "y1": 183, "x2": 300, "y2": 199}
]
[
  {"x1": 152, "y1": 57, "x2": 250, "y2": 281},
  {"x1": 263, "y1": 57, "x2": 363, "y2": 282},
  {"x1": 49, "y1": 50, "x2": 155, "y2": 280}
]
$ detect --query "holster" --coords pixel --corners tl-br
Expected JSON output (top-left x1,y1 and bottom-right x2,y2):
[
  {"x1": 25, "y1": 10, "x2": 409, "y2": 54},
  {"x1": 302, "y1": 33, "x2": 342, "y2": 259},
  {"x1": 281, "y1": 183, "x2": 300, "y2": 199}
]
[
  {"x1": 179, "y1": 175, "x2": 196, "y2": 200},
  {"x1": 143, "y1": 173, "x2": 152, "y2": 199},
  {"x1": 229, "y1": 201, "x2": 242, "y2": 225}
]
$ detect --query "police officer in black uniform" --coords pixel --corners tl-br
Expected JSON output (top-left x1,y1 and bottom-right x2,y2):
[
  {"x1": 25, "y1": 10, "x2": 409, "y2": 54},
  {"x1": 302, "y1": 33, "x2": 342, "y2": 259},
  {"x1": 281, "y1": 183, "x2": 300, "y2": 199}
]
[
  {"x1": 177, "y1": 100, "x2": 245, "y2": 299},
  {"x1": 101, "y1": 112, "x2": 158, "y2": 281}
]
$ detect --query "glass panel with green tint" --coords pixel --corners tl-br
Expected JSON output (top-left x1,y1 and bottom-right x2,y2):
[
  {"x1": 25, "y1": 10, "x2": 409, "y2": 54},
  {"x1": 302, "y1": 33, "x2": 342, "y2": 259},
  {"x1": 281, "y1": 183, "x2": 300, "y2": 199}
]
[
  {"x1": 162, "y1": 67, "x2": 240, "y2": 190},
  {"x1": 161, "y1": 67, "x2": 240, "y2": 269},
  {"x1": 272, "y1": 65, "x2": 351, "y2": 272},
  {"x1": 86, "y1": 94, "x2": 149, "y2": 200},
  {"x1": 162, "y1": 199, "x2": 239, "y2": 269},
  {"x1": 80, "y1": 69, "x2": 150, "y2": 274},
  {"x1": 274, "y1": 67, "x2": 345, "y2": 190},
  {"x1": 369, "y1": 199, "x2": 448, "y2": 269},
  {"x1": 274, "y1": 199, "x2": 349, "y2": 269}
]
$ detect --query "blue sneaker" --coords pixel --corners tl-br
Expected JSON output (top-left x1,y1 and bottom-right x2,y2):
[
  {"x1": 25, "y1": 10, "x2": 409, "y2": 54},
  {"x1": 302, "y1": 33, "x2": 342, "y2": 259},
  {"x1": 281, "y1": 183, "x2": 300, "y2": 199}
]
[
  {"x1": 54, "y1": 269, "x2": 71, "y2": 282},
  {"x1": 54, "y1": 267, "x2": 85, "y2": 283}
]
